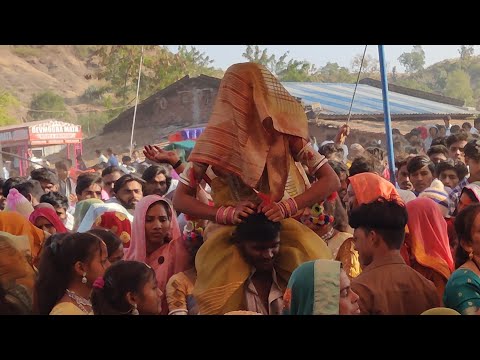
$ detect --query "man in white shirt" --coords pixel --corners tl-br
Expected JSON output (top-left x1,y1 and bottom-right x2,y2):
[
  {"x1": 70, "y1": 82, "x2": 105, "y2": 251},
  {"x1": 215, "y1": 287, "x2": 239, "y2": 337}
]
[
  {"x1": 96, "y1": 149, "x2": 108, "y2": 165},
  {"x1": 444, "y1": 115, "x2": 452, "y2": 136}
]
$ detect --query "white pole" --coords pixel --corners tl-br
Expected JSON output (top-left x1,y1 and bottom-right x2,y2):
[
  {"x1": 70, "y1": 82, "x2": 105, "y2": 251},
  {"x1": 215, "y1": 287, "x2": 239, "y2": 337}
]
[{"x1": 129, "y1": 45, "x2": 145, "y2": 157}]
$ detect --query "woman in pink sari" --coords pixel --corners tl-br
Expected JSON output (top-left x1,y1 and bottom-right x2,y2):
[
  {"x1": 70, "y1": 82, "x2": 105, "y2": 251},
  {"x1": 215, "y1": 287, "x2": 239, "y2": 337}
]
[{"x1": 124, "y1": 195, "x2": 190, "y2": 315}]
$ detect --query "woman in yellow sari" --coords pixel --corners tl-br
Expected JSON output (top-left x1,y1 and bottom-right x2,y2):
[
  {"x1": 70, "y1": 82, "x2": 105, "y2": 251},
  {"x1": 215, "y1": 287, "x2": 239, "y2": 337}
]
[{"x1": 144, "y1": 62, "x2": 339, "y2": 314}]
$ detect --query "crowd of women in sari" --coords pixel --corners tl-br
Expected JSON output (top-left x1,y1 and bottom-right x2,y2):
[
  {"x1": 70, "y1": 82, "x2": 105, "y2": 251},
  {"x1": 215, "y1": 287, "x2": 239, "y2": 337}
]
[{"x1": 1, "y1": 61, "x2": 479, "y2": 316}]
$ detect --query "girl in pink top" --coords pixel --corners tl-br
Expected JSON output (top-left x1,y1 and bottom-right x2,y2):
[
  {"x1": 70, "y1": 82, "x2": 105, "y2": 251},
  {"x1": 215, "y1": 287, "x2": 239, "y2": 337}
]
[{"x1": 125, "y1": 195, "x2": 190, "y2": 315}]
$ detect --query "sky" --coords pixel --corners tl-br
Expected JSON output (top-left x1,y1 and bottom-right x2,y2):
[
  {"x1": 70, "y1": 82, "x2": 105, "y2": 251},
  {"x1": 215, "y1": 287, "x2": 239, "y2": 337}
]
[{"x1": 167, "y1": 45, "x2": 472, "y2": 72}]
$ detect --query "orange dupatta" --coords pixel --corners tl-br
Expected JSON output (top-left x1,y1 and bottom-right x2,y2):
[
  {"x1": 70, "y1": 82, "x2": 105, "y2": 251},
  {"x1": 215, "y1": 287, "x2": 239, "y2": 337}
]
[
  {"x1": 188, "y1": 62, "x2": 309, "y2": 201},
  {"x1": 348, "y1": 172, "x2": 403, "y2": 205},
  {"x1": 0, "y1": 211, "x2": 47, "y2": 263},
  {"x1": 406, "y1": 198, "x2": 454, "y2": 280}
]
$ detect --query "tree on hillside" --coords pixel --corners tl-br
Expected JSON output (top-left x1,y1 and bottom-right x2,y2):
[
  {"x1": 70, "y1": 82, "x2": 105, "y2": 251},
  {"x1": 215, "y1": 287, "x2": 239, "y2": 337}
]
[
  {"x1": 458, "y1": 45, "x2": 475, "y2": 60},
  {"x1": 95, "y1": 45, "x2": 222, "y2": 104},
  {"x1": 28, "y1": 91, "x2": 67, "y2": 120},
  {"x1": 318, "y1": 62, "x2": 355, "y2": 83},
  {"x1": 242, "y1": 45, "x2": 278, "y2": 72},
  {"x1": 277, "y1": 60, "x2": 319, "y2": 82},
  {"x1": 351, "y1": 53, "x2": 380, "y2": 78},
  {"x1": 398, "y1": 45, "x2": 425, "y2": 73},
  {"x1": 444, "y1": 69, "x2": 474, "y2": 106},
  {"x1": 0, "y1": 89, "x2": 20, "y2": 126}
]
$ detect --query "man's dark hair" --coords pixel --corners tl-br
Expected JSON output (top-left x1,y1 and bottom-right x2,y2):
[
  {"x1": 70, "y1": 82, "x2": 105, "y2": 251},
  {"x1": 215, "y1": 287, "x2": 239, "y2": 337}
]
[
  {"x1": 319, "y1": 143, "x2": 343, "y2": 159},
  {"x1": 15, "y1": 180, "x2": 44, "y2": 202},
  {"x1": 54, "y1": 161, "x2": 68, "y2": 172},
  {"x1": 462, "y1": 122, "x2": 472, "y2": 130},
  {"x1": 365, "y1": 147, "x2": 386, "y2": 162},
  {"x1": 121, "y1": 156, "x2": 131, "y2": 163},
  {"x1": 2, "y1": 177, "x2": 25, "y2": 197},
  {"x1": 464, "y1": 139, "x2": 480, "y2": 162},
  {"x1": 349, "y1": 155, "x2": 382, "y2": 177},
  {"x1": 450, "y1": 125, "x2": 462, "y2": 135},
  {"x1": 427, "y1": 145, "x2": 449, "y2": 158},
  {"x1": 76, "y1": 173, "x2": 103, "y2": 196},
  {"x1": 31, "y1": 168, "x2": 58, "y2": 185},
  {"x1": 406, "y1": 155, "x2": 435, "y2": 175},
  {"x1": 328, "y1": 160, "x2": 348, "y2": 178},
  {"x1": 435, "y1": 160, "x2": 469, "y2": 180},
  {"x1": 107, "y1": 148, "x2": 113, "y2": 154},
  {"x1": 349, "y1": 197, "x2": 408, "y2": 250},
  {"x1": 446, "y1": 133, "x2": 469, "y2": 149},
  {"x1": 102, "y1": 166, "x2": 123, "y2": 178},
  {"x1": 142, "y1": 165, "x2": 172, "y2": 188},
  {"x1": 231, "y1": 213, "x2": 281, "y2": 244},
  {"x1": 431, "y1": 136, "x2": 447, "y2": 147},
  {"x1": 95, "y1": 150, "x2": 101, "y2": 155},
  {"x1": 113, "y1": 174, "x2": 145, "y2": 194},
  {"x1": 40, "y1": 191, "x2": 69, "y2": 210}
]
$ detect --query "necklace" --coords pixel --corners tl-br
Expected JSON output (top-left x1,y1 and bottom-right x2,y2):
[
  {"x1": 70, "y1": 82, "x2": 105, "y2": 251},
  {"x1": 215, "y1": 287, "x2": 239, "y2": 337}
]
[
  {"x1": 320, "y1": 227, "x2": 335, "y2": 242},
  {"x1": 66, "y1": 289, "x2": 92, "y2": 314}
]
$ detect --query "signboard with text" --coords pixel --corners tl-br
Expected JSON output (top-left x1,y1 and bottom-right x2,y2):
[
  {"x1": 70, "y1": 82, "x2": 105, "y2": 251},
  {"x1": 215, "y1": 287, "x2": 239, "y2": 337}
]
[{"x1": 29, "y1": 121, "x2": 82, "y2": 143}]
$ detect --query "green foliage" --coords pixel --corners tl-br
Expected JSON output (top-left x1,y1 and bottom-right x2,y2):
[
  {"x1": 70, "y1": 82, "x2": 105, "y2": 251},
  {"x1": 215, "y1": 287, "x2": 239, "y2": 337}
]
[
  {"x1": 458, "y1": 45, "x2": 475, "y2": 61},
  {"x1": 11, "y1": 46, "x2": 42, "y2": 58},
  {"x1": 398, "y1": 45, "x2": 425, "y2": 73},
  {"x1": 77, "y1": 111, "x2": 111, "y2": 136},
  {"x1": 80, "y1": 85, "x2": 111, "y2": 104},
  {"x1": 0, "y1": 89, "x2": 20, "y2": 126},
  {"x1": 444, "y1": 69, "x2": 474, "y2": 106},
  {"x1": 94, "y1": 45, "x2": 223, "y2": 104},
  {"x1": 28, "y1": 91, "x2": 67, "y2": 120}
]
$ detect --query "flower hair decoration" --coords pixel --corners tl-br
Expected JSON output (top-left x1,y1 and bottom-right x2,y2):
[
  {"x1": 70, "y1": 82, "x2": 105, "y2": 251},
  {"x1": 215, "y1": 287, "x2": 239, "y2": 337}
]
[
  {"x1": 300, "y1": 192, "x2": 337, "y2": 228},
  {"x1": 93, "y1": 277, "x2": 105, "y2": 289}
]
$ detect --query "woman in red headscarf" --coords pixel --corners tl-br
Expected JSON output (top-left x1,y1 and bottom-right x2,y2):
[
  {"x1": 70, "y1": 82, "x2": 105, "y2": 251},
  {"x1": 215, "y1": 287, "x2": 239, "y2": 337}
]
[{"x1": 29, "y1": 207, "x2": 68, "y2": 235}]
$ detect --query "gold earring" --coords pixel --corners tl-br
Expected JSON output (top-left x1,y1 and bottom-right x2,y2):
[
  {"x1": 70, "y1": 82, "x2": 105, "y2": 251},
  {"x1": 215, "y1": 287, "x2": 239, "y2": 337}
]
[
  {"x1": 469, "y1": 252, "x2": 474, "y2": 260},
  {"x1": 82, "y1": 272, "x2": 87, "y2": 284}
]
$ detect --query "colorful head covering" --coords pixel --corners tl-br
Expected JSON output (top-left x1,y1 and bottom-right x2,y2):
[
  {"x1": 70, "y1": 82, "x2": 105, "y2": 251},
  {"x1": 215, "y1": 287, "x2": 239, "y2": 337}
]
[
  {"x1": 5, "y1": 188, "x2": 34, "y2": 219},
  {"x1": 0, "y1": 231, "x2": 36, "y2": 314},
  {"x1": 94, "y1": 211, "x2": 132, "y2": 247},
  {"x1": 349, "y1": 172, "x2": 402, "y2": 206},
  {"x1": 77, "y1": 202, "x2": 133, "y2": 233},
  {"x1": 189, "y1": 62, "x2": 309, "y2": 201},
  {"x1": 125, "y1": 195, "x2": 190, "y2": 315},
  {"x1": 29, "y1": 207, "x2": 68, "y2": 234},
  {"x1": 0, "y1": 212, "x2": 47, "y2": 268},
  {"x1": 460, "y1": 182, "x2": 480, "y2": 203},
  {"x1": 73, "y1": 199, "x2": 103, "y2": 230},
  {"x1": 419, "y1": 179, "x2": 450, "y2": 218},
  {"x1": 406, "y1": 197, "x2": 454, "y2": 280},
  {"x1": 283, "y1": 259, "x2": 341, "y2": 315}
]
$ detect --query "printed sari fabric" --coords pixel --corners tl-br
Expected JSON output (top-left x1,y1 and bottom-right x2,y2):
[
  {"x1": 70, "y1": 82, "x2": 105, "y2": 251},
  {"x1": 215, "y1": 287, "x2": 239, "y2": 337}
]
[{"x1": 443, "y1": 269, "x2": 480, "y2": 315}]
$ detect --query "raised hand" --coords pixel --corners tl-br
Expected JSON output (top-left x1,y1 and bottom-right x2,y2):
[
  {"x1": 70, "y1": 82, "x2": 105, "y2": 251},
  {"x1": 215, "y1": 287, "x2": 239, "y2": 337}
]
[{"x1": 143, "y1": 145, "x2": 178, "y2": 165}]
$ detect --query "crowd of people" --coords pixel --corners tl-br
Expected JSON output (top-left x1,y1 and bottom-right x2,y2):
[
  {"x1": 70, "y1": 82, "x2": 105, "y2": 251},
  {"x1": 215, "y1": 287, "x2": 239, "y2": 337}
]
[{"x1": 1, "y1": 62, "x2": 479, "y2": 315}]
